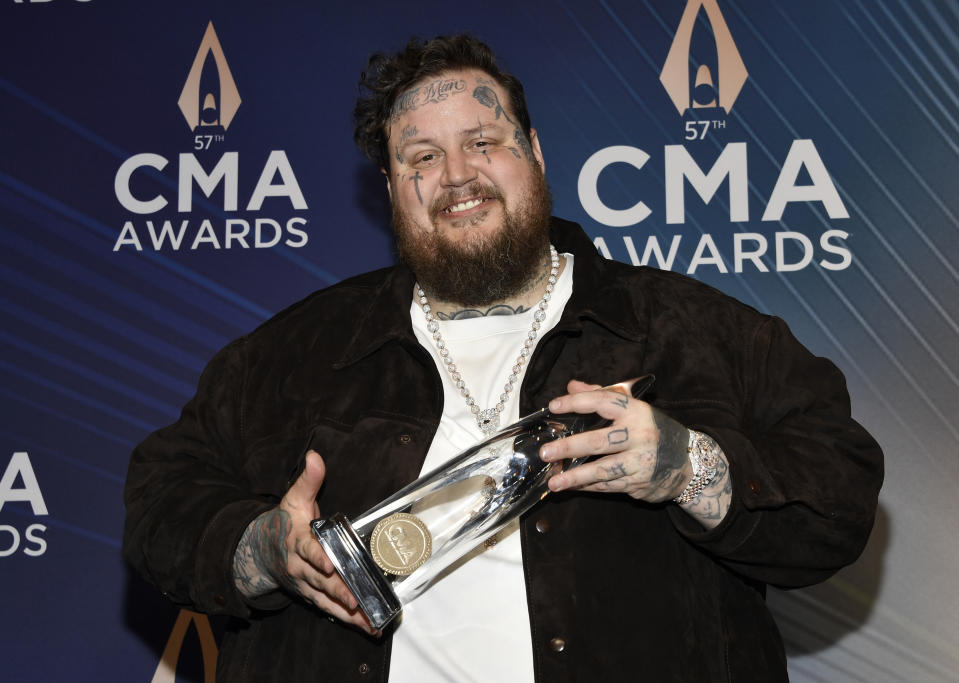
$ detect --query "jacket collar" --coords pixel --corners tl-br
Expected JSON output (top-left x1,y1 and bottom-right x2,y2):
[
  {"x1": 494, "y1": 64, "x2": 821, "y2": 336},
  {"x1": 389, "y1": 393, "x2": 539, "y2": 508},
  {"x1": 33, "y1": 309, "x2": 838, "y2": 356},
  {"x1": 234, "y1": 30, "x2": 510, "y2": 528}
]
[
  {"x1": 334, "y1": 217, "x2": 648, "y2": 368},
  {"x1": 548, "y1": 217, "x2": 648, "y2": 343}
]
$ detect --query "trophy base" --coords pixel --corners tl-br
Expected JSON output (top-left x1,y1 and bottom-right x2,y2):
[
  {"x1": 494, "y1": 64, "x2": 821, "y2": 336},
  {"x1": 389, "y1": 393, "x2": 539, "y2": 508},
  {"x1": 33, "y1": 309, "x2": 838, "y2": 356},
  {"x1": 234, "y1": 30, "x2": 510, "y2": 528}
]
[{"x1": 311, "y1": 513, "x2": 402, "y2": 630}]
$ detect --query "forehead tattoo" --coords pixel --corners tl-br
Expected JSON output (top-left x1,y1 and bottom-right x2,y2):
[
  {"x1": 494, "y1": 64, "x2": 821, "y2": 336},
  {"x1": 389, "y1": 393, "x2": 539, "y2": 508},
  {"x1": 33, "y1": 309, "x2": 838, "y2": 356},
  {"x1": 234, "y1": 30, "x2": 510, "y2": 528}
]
[{"x1": 390, "y1": 77, "x2": 467, "y2": 123}]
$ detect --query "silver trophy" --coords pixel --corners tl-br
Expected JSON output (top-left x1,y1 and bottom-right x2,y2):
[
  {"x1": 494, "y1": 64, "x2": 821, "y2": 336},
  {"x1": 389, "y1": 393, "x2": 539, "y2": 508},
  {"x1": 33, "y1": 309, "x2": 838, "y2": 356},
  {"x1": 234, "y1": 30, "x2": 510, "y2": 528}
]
[{"x1": 311, "y1": 375, "x2": 654, "y2": 629}]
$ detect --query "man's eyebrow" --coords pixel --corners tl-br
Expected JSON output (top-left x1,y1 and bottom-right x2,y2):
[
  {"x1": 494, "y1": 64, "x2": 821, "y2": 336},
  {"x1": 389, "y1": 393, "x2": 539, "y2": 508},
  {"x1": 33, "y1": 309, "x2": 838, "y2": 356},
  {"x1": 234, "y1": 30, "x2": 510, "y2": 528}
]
[
  {"x1": 459, "y1": 121, "x2": 506, "y2": 137},
  {"x1": 395, "y1": 134, "x2": 431, "y2": 148},
  {"x1": 394, "y1": 122, "x2": 506, "y2": 150}
]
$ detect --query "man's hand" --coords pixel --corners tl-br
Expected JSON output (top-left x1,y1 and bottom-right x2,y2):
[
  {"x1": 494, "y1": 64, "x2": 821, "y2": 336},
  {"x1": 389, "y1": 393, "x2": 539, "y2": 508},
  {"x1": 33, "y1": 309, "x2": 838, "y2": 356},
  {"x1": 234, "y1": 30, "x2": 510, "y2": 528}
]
[
  {"x1": 540, "y1": 380, "x2": 693, "y2": 502},
  {"x1": 541, "y1": 380, "x2": 732, "y2": 529},
  {"x1": 232, "y1": 450, "x2": 377, "y2": 635}
]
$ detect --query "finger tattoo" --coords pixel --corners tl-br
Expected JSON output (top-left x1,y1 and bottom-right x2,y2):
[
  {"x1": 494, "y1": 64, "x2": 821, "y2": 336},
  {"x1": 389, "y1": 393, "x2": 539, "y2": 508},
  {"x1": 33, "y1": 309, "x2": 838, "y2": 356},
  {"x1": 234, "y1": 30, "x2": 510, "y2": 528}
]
[
  {"x1": 607, "y1": 427, "x2": 629, "y2": 446},
  {"x1": 605, "y1": 463, "x2": 628, "y2": 479}
]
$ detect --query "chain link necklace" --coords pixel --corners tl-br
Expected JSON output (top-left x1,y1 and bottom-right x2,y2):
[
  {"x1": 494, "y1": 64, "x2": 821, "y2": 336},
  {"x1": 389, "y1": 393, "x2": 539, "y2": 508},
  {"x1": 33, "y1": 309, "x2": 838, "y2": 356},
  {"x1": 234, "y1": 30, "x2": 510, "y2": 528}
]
[{"x1": 416, "y1": 244, "x2": 560, "y2": 436}]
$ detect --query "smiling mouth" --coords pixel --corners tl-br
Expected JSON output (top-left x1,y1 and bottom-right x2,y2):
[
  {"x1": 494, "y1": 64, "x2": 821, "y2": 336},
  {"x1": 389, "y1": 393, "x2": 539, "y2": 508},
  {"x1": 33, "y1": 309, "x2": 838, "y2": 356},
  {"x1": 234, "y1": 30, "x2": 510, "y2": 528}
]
[{"x1": 442, "y1": 197, "x2": 490, "y2": 215}]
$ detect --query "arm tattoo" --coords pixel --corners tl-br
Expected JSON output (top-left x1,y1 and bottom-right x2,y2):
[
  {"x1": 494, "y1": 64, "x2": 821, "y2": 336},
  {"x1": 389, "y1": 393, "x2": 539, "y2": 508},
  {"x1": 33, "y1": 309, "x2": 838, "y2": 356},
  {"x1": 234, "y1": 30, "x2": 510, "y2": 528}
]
[
  {"x1": 232, "y1": 508, "x2": 292, "y2": 598},
  {"x1": 607, "y1": 427, "x2": 629, "y2": 446},
  {"x1": 680, "y1": 438, "x2": 732, "y2": 527}
]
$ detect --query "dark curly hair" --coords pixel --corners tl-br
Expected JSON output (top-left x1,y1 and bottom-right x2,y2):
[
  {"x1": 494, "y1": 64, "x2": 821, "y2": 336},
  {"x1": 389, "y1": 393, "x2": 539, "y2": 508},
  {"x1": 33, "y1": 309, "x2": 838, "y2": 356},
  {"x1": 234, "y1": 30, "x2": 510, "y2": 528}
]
[{"x1": 353, "y1": 35, "x2": 533, "y2": 168}]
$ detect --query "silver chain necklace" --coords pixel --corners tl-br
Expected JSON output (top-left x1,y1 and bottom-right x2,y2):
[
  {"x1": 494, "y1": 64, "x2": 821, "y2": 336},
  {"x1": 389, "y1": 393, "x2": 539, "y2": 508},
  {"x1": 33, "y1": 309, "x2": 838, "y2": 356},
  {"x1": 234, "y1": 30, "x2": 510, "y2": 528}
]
[{"x1": 416, "y1": 244, "x2": 560, "y2": 436}]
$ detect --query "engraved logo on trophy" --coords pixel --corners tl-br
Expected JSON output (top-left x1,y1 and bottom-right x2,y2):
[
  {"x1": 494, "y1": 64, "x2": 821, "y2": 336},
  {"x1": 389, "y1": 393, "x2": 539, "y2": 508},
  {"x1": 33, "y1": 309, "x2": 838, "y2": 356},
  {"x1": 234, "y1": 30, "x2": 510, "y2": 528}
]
[{"x1": 370, "y1": 513, "x2": 432, "y2": 576}]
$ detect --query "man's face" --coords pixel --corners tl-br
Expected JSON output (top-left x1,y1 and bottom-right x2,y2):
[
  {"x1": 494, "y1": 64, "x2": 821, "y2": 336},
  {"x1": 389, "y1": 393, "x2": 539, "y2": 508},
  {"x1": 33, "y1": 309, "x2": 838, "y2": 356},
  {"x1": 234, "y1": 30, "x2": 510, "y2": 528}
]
[{"x1": 385, "y1": 69, "x2": 551, "y2": 306}]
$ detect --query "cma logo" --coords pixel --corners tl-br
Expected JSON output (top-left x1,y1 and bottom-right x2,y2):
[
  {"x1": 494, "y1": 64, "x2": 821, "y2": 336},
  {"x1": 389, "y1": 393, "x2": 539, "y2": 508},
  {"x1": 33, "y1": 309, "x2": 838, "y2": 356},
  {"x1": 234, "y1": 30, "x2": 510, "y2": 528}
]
[
  {"x1": 113, "y1": 22, "x2": 309, "y2": 251},
  {"x1": 579, "y1": 141, "x2": 853, "y2": 274},
  {"x1": 660, "y1": 0, "x2": 748, "y2": 115},
  {"x1": 113, "y1": 151, "x2": 309, "y2": 252},
  {"x1": 0, "y1": 452, "x2": 48, "y2": 558},
  {"x1": 579, "y1": 140, "x2": 847, "y2": 227},
  {"x1": 179, "y1": 22, "x2": 241, "y2": 132}
]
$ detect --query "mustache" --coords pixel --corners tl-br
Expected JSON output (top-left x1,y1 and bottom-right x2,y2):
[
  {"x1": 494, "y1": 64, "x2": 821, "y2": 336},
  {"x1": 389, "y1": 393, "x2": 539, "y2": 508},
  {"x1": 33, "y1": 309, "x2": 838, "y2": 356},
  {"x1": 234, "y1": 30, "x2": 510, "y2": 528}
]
[{"x1": 429, "y1": 182, "x2": 505, "y2": 218}]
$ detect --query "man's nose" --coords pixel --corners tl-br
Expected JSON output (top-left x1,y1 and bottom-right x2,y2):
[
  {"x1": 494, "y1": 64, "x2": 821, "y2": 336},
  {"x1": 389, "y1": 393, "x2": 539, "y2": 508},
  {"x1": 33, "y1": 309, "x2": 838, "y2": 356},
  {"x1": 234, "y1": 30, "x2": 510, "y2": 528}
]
[{"x1": 441, "y1": 148, "x2": 478, "y2": 187}]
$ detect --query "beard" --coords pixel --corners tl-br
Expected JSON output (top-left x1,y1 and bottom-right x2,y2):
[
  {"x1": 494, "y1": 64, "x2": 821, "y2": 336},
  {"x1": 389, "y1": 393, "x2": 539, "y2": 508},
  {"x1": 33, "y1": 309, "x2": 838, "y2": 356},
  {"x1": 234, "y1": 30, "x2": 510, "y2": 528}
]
[{"x1": 393, "y1": 167, "x2": 553, "y2": 308}]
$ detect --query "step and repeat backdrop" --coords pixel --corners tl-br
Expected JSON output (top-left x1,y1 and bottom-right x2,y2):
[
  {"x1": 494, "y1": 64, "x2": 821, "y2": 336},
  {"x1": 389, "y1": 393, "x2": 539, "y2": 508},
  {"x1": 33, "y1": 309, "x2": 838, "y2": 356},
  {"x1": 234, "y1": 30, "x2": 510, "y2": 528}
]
[{"x1": 2, "y1": 0, "x2": 957, "y2": 680}]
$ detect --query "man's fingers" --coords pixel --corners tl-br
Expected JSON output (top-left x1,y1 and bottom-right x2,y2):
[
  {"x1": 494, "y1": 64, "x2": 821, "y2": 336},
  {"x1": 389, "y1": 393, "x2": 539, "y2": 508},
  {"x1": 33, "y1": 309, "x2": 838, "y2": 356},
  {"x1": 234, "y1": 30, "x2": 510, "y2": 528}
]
[
  {"x1": 286, "y1": 450, "x2": 326, "y2": 510},
  {"x1": 549, "y1": 387, "x2": 636, "y2": 420},
  {"x1": 305, "y1": 588, "x2": 378, "y2": 636},
  {"x1": 566, "y1": 379, "x2": 601, "y2": 394},
  {"x1": 303, "y1": 571, "x2": 358, "y2": 611},
  {"x1": 297, "y1": 532, "x2": 336, "y2": 575},
  {"x1": 542, "y1": 421, "x2": 652, "y2": 464},
  {"x1": 549, "y1": 456, "x2": 631, "y2": 492},
  {"x1": 287, "y1": 552, "x2": 360, "y2": 612}
]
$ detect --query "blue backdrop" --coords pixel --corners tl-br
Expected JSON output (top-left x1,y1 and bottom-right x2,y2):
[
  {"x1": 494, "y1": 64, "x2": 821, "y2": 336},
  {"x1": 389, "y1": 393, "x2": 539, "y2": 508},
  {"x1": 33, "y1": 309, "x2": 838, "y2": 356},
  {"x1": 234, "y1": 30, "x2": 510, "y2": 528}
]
[{"x1": 2, "y1": 1, "x2": 957, "y2": 680}]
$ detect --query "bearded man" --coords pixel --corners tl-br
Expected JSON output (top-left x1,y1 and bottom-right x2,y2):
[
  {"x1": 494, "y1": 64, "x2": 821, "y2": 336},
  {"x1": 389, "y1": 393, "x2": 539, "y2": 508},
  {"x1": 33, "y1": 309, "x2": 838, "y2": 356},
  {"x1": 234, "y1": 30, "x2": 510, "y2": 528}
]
[{"x1": 123, "y1": 35, "x2": 882, "y2": 683}]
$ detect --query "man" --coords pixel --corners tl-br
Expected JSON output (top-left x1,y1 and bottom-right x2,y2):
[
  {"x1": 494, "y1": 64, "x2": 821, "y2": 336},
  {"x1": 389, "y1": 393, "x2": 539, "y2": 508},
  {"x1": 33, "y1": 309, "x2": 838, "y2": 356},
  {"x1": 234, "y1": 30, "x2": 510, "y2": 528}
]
[{"x1": 124, "y1": 35, "x2": 883, "y2": 682}]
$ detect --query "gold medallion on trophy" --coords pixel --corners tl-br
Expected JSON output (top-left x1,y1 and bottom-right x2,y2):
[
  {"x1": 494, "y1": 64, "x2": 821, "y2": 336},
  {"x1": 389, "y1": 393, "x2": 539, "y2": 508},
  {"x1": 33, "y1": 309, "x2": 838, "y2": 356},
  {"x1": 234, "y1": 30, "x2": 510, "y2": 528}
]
[{"x1": 369, "y1": 512, "x2": 432, "y2": 576}]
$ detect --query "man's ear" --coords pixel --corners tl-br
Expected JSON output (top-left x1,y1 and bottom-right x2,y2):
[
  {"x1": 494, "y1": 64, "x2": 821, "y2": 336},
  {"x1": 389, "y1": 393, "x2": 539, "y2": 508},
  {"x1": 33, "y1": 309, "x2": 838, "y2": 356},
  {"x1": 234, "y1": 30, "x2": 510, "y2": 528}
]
[
  {"x1": 529, "y1": 128, "x2": 545, "y2": 173},
  {"x1": 381, "y1": 167, "x2": 392, "y2": 201}
]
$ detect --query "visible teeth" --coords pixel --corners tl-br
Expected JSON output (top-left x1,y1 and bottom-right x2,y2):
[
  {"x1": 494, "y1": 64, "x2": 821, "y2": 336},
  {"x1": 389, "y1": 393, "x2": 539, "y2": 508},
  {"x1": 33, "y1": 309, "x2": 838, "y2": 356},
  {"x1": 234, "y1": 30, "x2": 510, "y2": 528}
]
[{"x1": 446, "y1": 198, "x2": 484, "y2": 213}]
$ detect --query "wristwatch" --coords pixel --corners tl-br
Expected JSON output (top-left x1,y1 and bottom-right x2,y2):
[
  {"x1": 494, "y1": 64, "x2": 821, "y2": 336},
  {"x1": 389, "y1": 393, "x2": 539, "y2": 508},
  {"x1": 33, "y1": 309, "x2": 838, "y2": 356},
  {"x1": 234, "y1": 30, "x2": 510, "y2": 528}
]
[{"x1": 673, "y1": 431, "x2": 720, "y2": 505}]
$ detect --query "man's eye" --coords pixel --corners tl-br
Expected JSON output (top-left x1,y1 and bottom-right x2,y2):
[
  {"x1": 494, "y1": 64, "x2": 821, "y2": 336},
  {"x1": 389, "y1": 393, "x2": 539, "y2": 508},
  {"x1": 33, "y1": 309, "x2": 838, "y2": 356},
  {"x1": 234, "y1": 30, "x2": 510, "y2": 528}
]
[{"x1": 415, "y1": 153, "x2": 438, "y2": 166}]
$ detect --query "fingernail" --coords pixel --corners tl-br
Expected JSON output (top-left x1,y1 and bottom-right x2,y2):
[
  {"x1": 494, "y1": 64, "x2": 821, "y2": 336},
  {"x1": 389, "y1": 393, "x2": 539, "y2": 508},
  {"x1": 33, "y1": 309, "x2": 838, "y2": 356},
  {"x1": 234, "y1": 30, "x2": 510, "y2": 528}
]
[
  {"x1": 540, "y1": 446, "x2": 551, "y2": 461},
  {"x1": 549, "y1": 399, "x2": 561, "y2": 411}
]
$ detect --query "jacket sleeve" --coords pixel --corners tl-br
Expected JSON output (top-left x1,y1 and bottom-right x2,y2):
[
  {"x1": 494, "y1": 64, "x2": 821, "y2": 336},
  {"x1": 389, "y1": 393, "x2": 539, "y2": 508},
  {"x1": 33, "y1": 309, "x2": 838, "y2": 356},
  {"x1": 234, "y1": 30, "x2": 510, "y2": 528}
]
[
  {"x1": 122, "y1": 338, "x2": 289, "y2": 618},
  {"x1": 667, "y1": 315, "x2": 884, "y2": 588}
]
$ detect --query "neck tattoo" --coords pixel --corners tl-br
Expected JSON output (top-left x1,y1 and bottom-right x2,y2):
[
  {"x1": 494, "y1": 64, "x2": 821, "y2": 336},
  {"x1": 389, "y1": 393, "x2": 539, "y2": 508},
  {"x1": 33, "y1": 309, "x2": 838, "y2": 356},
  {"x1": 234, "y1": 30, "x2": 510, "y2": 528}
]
[{"x1": 416, "y1": 244, "x2": 560, "y2": 435}]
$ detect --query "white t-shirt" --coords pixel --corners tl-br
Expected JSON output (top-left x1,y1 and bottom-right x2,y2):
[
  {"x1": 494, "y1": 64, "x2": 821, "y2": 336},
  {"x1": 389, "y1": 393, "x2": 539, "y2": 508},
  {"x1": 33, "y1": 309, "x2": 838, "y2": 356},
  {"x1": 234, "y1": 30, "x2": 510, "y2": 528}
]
[{"x1": 388, "y1": 254, "x2": 574, "y2": 683}]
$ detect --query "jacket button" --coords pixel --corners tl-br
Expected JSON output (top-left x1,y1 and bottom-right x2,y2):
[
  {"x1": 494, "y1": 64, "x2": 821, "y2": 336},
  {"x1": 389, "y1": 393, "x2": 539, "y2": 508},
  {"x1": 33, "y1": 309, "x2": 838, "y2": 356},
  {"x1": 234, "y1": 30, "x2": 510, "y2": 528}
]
[
  {"x1": 535, "y1": 518, "x2": 550, "y2": 534},
  {"x1": 214, "y1": 594, "x2": 226, "y2": 606},
  {"x1": 550, "y1": 637, "x2": 566, "y2": 652},
  {"x1": 358, "y1": 662, "x2": 370, "y2": 675},
  {"x1": 398, "y1": 434, "x2": 412, "y2": 445},
  {"x1": 748, "y1": 480, "x2": 761, "y2": 494}
]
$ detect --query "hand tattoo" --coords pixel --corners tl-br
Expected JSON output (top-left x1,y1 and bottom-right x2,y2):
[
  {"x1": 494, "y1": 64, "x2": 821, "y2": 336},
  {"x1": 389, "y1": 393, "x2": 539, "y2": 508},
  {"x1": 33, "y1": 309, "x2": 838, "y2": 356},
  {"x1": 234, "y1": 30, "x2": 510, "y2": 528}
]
[{"x1": 650, "y1": 408, "x2": 690, "y2": 493}]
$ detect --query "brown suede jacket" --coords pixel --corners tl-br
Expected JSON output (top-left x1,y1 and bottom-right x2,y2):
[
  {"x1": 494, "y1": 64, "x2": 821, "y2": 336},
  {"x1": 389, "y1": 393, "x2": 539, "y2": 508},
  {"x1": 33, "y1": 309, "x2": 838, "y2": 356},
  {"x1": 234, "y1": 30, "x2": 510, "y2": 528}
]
[{"x1": 123, "y1": 217, "x2": 883, "y2": 682}]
